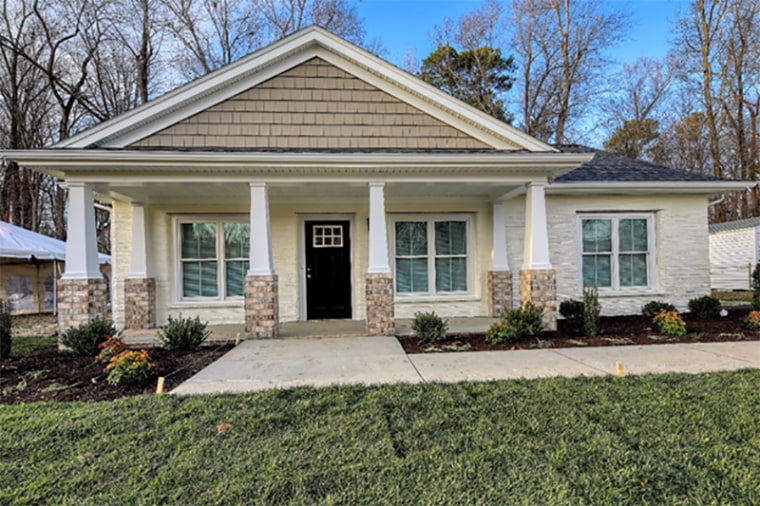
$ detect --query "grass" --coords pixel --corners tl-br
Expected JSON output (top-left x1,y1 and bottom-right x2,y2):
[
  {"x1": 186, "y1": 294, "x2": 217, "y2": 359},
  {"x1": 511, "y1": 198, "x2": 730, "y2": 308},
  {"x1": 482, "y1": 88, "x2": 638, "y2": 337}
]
[
  {"x1": 10, "y1": 334, "x2": 57, "y2": 355},
  {"x1": 1, "y1": 371, "x2": 759, "y2": 505}
]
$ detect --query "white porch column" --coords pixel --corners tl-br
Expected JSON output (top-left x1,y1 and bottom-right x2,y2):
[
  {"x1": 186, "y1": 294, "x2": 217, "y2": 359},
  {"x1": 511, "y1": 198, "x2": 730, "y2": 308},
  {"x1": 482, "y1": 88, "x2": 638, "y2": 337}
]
[
  {"x1": 57, "y1": 182, "x2": 107, "y2": 335},
  {"x1": 522, "y1": 182, "x2": 552, "y2": 270},
  {"x1": 125, "y1": 202, "x2": 156, "y2": 329},
  {"x1": 489, "y1": 200, "x2": 513, "y2": 317},
  {"x1": 492, "y1": 200, "x2": 509, "y2": 271},
  {"x1": 368, "y1": 182, "x2": 391, "y2": 273},
  {"x1": 366, "y1": 182, "x2": 394, "y2": 335},
  {"x1": 245, "y1": 182, "x2": 278, "y2": 338},
  {"x1": 519, "y1": 181, "x2": 557, "y2": 330},
  {"x1": 128, "y1": 202, "x2": 149, "y2": 278},
  {"x1": 62, "y1": 183, "x2": 102, "y2": 280},
  {"x1": 247, "y1": 182, "x2": 275, "y2": 276}
]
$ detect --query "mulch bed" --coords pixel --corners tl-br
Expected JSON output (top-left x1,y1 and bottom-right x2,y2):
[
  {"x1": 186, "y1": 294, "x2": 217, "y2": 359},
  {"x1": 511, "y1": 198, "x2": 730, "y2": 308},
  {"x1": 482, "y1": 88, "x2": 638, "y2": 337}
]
[
  {"x1": 398, "y1": 308, "x2": 760, "y2": 354},
  {"x1": 0, "y1": 345, "x2": 233, "y2": 405}
]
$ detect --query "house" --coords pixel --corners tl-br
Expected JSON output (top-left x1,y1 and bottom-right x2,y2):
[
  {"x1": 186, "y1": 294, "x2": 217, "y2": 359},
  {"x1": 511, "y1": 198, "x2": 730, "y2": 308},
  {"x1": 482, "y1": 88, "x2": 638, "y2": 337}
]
[
  {"x1": 3, "y1": 27, "x2": 747, "y2": 336},
  {"x1": 708, "y1": 217, "x2": 760, "y2": 290}
]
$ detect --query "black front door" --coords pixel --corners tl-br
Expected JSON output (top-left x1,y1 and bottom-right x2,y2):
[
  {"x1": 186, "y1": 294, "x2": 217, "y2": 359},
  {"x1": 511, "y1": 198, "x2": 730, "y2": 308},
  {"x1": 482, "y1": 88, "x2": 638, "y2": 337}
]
[{"x1": 305, "y1": 220, "x2": 352, "y2": 319}]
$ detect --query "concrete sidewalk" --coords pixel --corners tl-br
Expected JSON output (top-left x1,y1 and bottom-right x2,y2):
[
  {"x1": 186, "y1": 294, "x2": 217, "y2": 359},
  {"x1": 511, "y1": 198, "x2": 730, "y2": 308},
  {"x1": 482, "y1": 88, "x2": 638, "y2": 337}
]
[{"x1": 171, "y1": 337, "x2": 760, "y2": 395}]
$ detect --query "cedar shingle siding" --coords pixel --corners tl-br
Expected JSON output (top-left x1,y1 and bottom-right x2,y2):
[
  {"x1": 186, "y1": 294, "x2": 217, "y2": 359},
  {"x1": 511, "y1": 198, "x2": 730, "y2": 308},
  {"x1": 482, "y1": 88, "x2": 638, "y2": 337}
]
[{"x1": 132, "y1": 58, "x2": 492, "y2": 150}]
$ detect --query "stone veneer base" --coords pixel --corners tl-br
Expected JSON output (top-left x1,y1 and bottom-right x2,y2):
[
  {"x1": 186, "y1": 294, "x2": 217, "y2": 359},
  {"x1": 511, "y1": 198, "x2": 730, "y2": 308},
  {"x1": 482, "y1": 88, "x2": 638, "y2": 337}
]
[
  {"x1": 488, "y1": 270, "x2": 513, "y2": 318},
  {"x1": 245, "y1": 274, "x2": 279, "y2": 338},
  {"x1": 57, "y1": 277, "x2": 109, "y2": 335},
  {"x1": 519, "y1": 269, "x2": 557, "y2": 331},
  {"x1": 365, "y1": 273, "x2": 395, "y2": 336},
  {"x1": 124, "y1": 277, "x2": 156, "y2": 330}
]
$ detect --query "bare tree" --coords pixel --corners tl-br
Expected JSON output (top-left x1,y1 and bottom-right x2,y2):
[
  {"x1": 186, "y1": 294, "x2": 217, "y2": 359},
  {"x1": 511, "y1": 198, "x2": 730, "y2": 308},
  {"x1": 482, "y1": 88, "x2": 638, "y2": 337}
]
[{"x1": 508, "y1": 0, "x2": 629, "y2": 143}]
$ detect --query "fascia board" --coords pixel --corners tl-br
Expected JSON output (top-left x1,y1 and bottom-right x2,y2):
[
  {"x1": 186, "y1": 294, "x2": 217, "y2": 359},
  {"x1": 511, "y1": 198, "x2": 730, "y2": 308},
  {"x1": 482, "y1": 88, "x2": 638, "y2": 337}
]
[
  {"x1": 52, "y1": 26, "x2": 555, "y2": 152},
  {"x1": 4, "y1": 149, "x2": 590, "y2": 172},
  {"x1": 548, "y1": 181, "x2": 753, "y2": 195}
]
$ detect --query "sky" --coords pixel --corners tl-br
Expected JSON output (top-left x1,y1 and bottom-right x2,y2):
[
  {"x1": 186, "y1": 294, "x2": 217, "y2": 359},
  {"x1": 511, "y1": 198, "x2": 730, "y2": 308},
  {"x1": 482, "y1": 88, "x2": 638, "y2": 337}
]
[{"x1": 356, "y1": 0, "x2": 691, "y2": 69}]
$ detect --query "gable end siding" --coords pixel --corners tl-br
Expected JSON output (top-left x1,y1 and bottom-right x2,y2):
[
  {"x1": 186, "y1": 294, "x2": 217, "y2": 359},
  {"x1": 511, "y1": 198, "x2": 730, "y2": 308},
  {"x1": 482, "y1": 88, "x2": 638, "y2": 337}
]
[{"x1": 130, "y1": 58, "x2": 496, "y2": 150}]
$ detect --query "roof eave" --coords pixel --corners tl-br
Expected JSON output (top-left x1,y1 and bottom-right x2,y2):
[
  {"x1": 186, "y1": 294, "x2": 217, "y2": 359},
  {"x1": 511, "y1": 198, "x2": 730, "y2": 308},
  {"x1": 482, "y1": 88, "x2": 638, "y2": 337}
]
[{"x1": 548, "y1": 181, "x2": 752, "y2": 195}]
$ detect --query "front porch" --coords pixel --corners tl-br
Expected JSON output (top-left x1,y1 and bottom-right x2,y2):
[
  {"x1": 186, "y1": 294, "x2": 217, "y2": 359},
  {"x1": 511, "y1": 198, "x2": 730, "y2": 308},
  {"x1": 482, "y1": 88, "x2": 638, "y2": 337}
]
[{"x1": 121, "y1": 317, "x2": 500, "y2": 347}]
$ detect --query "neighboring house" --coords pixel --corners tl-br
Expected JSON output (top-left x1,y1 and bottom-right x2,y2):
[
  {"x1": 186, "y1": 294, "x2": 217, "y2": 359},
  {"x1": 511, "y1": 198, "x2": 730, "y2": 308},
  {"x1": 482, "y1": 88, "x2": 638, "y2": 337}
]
[
  {"x1": 708, "y1": 217, "x2": 760, "y2": 291},
  {"x1": 3, "y1": 27, "x2": 747, "y2": 336}
]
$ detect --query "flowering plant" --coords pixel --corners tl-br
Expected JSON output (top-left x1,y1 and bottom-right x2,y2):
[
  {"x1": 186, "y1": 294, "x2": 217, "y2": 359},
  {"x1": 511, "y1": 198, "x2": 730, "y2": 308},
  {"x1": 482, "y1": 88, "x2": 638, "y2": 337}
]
[
  {"x1": 95, "y1": 336, "x2": 129, "y2": 364},
  {"x1": 744, "y1": 311, "x2": 760, "y2": 331},
  {"x1": 652, "y1": 310, "x2": 686, "y2": 336},
  {"x1": 105, "y1": 349, "x2": 154, "y2": 386}
]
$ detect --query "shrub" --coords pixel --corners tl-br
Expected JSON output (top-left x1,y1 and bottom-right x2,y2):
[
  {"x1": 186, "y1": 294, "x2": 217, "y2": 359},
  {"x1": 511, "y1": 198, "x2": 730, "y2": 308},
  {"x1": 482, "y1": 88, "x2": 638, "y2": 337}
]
[
  {"x1": 642, "y1": 300, "x2": 676, "y2": 320},
  {"x1": 688, "y1": 295, "x2": 722, "y2": 318},
  {"x1": 744, "y1": 311, "x2": 760, "y2": 331},
  {"x1": 653, "y1": 310, "x2": 686, "y2": 336},
  {"x1": 159, "y1": 314, "x2": 210, "y2": 350},
  {"x1": 753, "y1": 263, "x2": 760, "y2": 310},
  {"x1": 485, "y1": 302, "x2": 544, "y2": 344},
  {"x1": 0, "y1": 300, "x2": 11, "y2": 359},
  {"x1": 60, "y1": 317, "x2": 116, "y2": 356},
  {"x1": 582, "y1": 286, "x2": 601, "y2": 337},
  {"x1": 411, "y1": 311, "x2": 448, "y2": 344},
  {"x1": 559, "y1": 299, "x2": 584, "y2": 336},
  {"x1": 96, "y1": 336, "x2": 129, "y2": 364},
  {"x1": 105, "y1": 349, "x2": 154, "y2": 386}
]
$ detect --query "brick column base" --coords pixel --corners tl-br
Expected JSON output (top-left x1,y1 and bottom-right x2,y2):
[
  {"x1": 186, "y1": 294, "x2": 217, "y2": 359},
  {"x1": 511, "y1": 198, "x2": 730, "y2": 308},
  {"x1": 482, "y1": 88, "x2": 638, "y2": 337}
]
[
  {"x1": 124, "y1": 278, "x2": 156, "y2": 329},
  {"x1": 488, "y1": 270, "x2": 513, "y2": 318},
  {"x1": 57, "y1": 278, "x2": 109, "y2": 334},
  {"x1": 365, "y1": 273, "x2": 395, "y2": 336},
  {"x1": 519, "y1": 269, "x2": 557, "y2": 331},
  {"x1": 245, "y1": 274, "x2": 279, "y2": 338}
]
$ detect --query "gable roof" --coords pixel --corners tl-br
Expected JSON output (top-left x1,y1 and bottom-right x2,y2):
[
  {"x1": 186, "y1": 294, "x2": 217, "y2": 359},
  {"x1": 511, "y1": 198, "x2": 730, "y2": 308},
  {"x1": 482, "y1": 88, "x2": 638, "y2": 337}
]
[
  {"x1": 709, "y1": 216, "x2": 760, "y2": 234},
  {"x1": 53, "y1": 26, "x2": 554, "y2": 152}
]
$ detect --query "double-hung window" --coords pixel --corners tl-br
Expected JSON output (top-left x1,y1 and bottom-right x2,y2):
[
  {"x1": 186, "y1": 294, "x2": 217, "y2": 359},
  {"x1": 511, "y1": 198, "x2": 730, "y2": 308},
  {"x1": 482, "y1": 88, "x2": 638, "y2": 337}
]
[
  {"x1": 393, "y1": 215, "x2": 471, "y2": 296},
  {"x1": 580, "y1": 214, "x2": 654, "y2": 290},
  {"x1": 177, "y1": 218, "x2": 249, "y2": 301}
]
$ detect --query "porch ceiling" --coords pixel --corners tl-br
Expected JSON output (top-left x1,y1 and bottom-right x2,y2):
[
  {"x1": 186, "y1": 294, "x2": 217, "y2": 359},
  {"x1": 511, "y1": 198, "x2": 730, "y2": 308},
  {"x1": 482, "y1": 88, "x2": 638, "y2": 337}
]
[{"x1": 87, "y1": 181, "x2": 521, "y2": 204}]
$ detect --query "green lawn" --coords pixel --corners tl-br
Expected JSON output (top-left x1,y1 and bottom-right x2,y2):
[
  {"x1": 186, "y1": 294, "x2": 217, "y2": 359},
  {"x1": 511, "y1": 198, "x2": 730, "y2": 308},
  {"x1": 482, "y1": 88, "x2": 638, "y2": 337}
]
[
  {"x1": 1, "y1": 371, "x2": 759, "y2": 505},
  {"x1": 10, "y1": 334, "x2": 57, "y2": 355}
]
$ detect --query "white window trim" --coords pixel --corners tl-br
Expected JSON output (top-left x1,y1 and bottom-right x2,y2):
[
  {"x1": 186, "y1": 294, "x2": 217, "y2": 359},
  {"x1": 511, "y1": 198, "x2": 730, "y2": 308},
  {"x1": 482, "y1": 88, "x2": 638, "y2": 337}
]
[
  {"x1": 577, "y1": 212, "x2": 656, "y2": 293},
  {"x1": 172, "y1": 215, "x2": 248, "y2": 304},
  {"x1": 390, "y1": 213, "x2": 475, "y2": 298}
]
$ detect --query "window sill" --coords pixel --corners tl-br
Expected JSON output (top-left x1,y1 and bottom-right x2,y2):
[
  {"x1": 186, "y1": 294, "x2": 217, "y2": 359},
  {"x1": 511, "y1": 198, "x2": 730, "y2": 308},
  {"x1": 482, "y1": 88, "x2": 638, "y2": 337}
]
[
  {"x1": 169, "y1": 300, "x2": 244, "y2": 309},
  {"x1": 395, "y1": 295, "x2": 480, "y2": 303},
  {"x1": 596, "y1": 290, "x2": 663, "y2": 298}
]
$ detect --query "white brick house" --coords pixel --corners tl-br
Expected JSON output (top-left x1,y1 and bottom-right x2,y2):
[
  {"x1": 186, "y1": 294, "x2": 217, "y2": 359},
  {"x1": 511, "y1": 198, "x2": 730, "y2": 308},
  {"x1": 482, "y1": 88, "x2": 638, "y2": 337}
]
[{"x1": 4, "y1": 27, "x2": 747, "y2": 336}]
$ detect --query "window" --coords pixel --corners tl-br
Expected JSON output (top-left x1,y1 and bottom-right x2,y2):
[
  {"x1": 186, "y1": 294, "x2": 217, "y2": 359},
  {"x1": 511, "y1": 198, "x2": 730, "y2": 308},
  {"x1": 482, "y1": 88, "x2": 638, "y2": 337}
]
[
  {"x1": 580, "y1": 214, "x2": 654, "y2": 290},
  {"x1": 393, "y1": 215, "x2": 471, "y2": 295},
  {"x1": 177, "y1": 218, "x2": 249, "y2": 300}
]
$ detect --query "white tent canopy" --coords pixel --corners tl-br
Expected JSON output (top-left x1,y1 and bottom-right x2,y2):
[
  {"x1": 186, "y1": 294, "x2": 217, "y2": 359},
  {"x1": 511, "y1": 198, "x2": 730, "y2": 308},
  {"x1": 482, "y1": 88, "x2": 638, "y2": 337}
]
[{"x1": 0, "y1": 220, "x2": 110, "y2": 263}]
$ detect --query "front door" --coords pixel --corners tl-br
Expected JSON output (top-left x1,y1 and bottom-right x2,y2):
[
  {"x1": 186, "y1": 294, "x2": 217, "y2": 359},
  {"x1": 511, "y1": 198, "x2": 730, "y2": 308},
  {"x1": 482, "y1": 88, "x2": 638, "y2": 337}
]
[{"x1": 305, "y1": 220, "x2": 352, "y2": 319}]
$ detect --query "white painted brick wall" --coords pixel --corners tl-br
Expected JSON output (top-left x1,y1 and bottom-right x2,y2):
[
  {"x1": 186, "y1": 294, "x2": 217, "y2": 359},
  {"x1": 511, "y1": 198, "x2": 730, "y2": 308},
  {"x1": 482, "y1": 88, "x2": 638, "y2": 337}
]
[{"x1": 709, "y1": 227, "x2": 756, "y2": 290}]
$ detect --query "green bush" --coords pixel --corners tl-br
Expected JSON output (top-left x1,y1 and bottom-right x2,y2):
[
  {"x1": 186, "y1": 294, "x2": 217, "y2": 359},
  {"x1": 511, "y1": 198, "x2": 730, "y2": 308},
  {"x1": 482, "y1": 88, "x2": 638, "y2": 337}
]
[
  {"x1": 582, "y1": 286, "x2": 601, "y2": 337},
  {"x1": 559, "y1": 299, "x2": 584, "y2": 336},
  {"x1": 60, "y1": 317, "x2": 116, "y2": 356},
  {"x1": 641, "y1": 300, "x2": 676, "y2": 320},
  {"x1": 159, "y1": 314, "x2": 210, "y2": 350},
  {"x1": 0, "y1": 300, "x2": 11, "y2": 359},
  {"x1": 753, "y1": 263, "x2": 760, "y2": 310},
  {"x1": 411, "y1": 311, "x2": 448, "y2": 344},
  {"x1": 485, "y1": 302, "x2": 544, "y2": 344},
  {"x1": 688, "y1": 295, "x2": 722, "y2": 318}
]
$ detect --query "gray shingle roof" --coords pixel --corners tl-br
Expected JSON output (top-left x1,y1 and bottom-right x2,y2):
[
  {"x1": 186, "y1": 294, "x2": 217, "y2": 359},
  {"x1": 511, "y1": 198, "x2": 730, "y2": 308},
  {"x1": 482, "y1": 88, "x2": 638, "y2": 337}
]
[
  {"x1": 555, "y1": 145, "x2": 732, "y2": 183},
  {"x1": 709, "y1": 216, "x2": 760, "y2": 233}
]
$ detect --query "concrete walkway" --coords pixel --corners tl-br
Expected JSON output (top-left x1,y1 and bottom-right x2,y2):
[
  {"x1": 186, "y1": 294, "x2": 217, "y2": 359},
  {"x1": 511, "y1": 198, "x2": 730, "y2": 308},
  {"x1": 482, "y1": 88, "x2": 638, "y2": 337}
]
[{"x1": 171, "y1": 337, "x2": 760, "y2": 395}]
